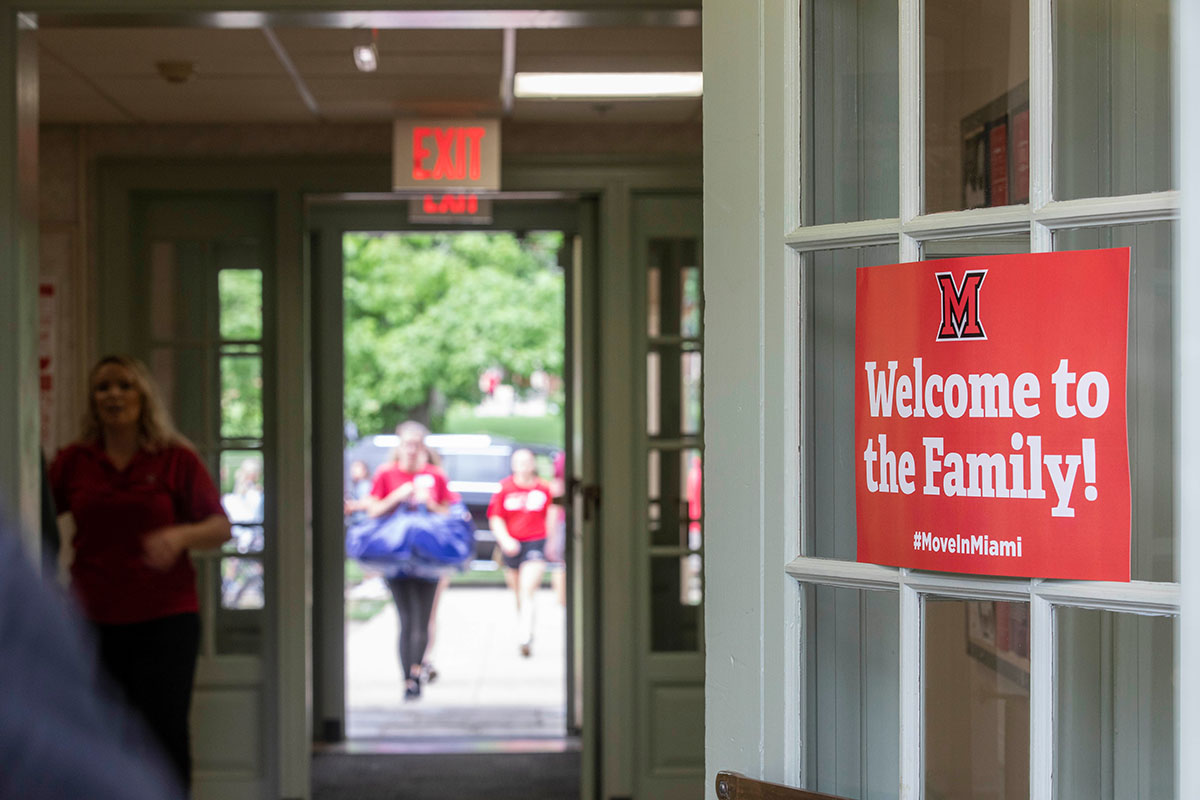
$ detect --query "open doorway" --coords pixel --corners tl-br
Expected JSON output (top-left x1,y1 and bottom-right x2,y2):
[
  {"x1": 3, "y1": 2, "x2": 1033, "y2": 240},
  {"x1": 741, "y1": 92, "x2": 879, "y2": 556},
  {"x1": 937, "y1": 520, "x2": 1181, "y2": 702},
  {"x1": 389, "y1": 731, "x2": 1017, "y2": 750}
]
[
  {"x1": 308, "y1": 195, "x2": 590, "y2": 760},
  {"x1": 339, "y1": 228, "x2": 570, "y2": 743}
]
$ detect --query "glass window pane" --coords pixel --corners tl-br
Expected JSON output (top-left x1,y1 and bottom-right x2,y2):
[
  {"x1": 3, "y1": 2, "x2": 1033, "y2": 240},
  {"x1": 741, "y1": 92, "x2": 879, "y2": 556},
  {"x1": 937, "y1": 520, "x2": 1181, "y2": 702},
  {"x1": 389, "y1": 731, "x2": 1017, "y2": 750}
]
[
  {"x1": 647, "y1": 351, "x2": 661, "y2": 436},
  {"x1": 218, "y1": 268, "x2": 263, "y2": 341},
  {"x1": 681, "y1": 351, "x2": 702, "y2": 435},
  {"x1": 1055, "y1": 0, "x2": 1173, "y2": 200},
  {"x1": 220, "y1": 557, "x2": 265, "y2": 610},
  {"x1": 807, "y1": 0, "x2": 899, "y2": 224},
  {"x1": 1056, "y1": 223, "x2": 1175, "y2": 581},
  {"x1": 806, "y1": 246, "x2": 898, "y2": 559},
  {"x1": 926, "y1": 0, "x2": 1030, "y2": 213},
  {"x1": 220, "y1": 355, "x2": 263, "y2": 439},
  {"x1": 648, "y1": 265, "x2": 661, "y2": 337},
  {"x1": 650, "y1": 555, "x2": 701, "y2": 651},
  {"x1": 1056, "y1": 609, "x2": 1175, "y2": 800},
  {"x1": 925, "y1": 598, "x2": 1030, "y2": 800},
  {"x1": 648, "y1": 349, "x2": 703, "y2": 438},
  {"x1": 649, "y1": 448, "x2": 702, "y2": 548},
  {"x1": 647, "y1": 238, "x2": 700, "y2": 338},
  {"x1": 681, "y1": 265, "x2": 702, "y2": 339},
  {"x1": 220, "y1": 450, "x2": 265, "y2": 553},
  {"x1": 216, "y1": 558, "x2": 264, "y2": 656},
  {"x1": 923, "y1": 234, "x2": 1031, "y2": 260},
  {"x1": 804, "y1": 586, "x2": 899, "y2": 799}
]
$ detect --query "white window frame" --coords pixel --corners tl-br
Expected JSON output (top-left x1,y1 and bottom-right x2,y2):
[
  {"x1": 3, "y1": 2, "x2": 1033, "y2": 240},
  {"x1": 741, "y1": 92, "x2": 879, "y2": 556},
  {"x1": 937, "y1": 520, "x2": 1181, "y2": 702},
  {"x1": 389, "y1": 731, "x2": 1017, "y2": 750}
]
[{"x1": 784, "y1": 0, "x2": 1182, "y2": 798}]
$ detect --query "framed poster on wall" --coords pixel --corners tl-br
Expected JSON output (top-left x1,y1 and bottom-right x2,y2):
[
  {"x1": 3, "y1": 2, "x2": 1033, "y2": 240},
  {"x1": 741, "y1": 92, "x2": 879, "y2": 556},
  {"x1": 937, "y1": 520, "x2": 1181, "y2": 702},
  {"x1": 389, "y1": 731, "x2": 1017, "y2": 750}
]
[{"x1": 961, "y1": 81, "x2": 1030, "y2": 209}]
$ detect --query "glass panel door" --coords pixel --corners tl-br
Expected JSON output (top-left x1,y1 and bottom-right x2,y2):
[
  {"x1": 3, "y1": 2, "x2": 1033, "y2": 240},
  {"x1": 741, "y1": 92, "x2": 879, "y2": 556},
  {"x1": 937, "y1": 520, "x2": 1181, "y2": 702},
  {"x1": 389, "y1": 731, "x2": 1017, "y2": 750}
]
[
  {"x1": 635, "y1": 194, "x2": 705, "y2": 800},
  {"x1": 134, "y1": 193, "x2": 272, "y2": 798}
]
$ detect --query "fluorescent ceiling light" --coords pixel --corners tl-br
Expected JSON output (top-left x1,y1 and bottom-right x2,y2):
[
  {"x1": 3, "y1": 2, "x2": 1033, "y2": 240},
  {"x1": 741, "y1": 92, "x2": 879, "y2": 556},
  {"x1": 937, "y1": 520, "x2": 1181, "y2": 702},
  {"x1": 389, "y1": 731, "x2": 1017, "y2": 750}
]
[
  {"x1": 513, "y1": 72, "x2": 702, "y2": 99},
  {"x1": 353, "y1": 42, "x2": 378, "y2": 73}
]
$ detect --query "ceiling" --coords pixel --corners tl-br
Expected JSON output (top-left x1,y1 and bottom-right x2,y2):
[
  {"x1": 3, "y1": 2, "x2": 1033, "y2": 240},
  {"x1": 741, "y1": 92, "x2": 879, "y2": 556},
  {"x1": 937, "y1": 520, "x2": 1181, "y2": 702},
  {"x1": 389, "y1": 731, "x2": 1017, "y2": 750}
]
[{"x1": 37, "y1": 23, "x2": 702, "y2": 125}]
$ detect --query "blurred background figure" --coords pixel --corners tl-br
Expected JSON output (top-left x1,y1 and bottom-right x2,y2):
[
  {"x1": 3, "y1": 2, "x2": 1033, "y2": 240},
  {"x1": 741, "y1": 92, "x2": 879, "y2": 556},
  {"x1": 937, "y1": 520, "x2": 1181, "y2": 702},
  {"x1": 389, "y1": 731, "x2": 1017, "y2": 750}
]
[
  {"x1": 0, "y1": 520, "x2": 186, "y2": 800},
  {"x1": 344, "y1": 459, "x2": 372, "y2": 525},
  {"x1": 487, "y1": 448, "x2": 559, "y2": 657},
  {"x1": 546, "y1": 450, "x2": 568, "y2": 607},
  {"x1": 363, "y1": 421, "x2": 456, "y2": 701},
  {"x1": 49, "y1": 355, "x2": 232, "y2": 790},
  {"x1": 222, "y1": 455, "x2": 264, "y2": 552}
]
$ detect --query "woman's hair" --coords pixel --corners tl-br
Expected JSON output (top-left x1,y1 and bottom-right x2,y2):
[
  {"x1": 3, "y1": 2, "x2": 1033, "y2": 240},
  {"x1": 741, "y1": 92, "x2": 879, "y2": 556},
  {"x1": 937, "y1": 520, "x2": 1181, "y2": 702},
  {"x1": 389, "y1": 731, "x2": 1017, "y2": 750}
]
[{"x1": 80, "y1": 355, "x2": 190, "y2": 451}]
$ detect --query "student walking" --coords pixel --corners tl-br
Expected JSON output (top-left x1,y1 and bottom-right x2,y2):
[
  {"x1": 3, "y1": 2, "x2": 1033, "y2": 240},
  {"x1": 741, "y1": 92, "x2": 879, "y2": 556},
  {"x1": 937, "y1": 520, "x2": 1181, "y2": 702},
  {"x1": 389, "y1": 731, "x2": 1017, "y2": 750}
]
[{"x1": 487, "y1": 449, "x2": 560, "y2": 657}]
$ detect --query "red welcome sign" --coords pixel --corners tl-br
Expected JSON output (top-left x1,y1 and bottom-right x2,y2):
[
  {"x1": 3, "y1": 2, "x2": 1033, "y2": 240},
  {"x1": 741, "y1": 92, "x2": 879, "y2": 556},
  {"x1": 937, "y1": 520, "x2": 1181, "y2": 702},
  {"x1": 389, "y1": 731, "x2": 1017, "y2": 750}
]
[{"x1": 855, "y1": 249, "x2": 1131, "y2": 581}]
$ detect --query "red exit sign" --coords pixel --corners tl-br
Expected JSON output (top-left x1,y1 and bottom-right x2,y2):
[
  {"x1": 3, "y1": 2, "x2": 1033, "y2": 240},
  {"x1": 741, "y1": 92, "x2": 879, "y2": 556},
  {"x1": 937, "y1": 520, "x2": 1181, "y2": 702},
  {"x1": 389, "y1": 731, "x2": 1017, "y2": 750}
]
[
  {"x1": 408, "y1": 194, "x2": 494, "y2": 224},
  {"x1": 393, "y1": 118, "x2": 500, "y2": 191}
]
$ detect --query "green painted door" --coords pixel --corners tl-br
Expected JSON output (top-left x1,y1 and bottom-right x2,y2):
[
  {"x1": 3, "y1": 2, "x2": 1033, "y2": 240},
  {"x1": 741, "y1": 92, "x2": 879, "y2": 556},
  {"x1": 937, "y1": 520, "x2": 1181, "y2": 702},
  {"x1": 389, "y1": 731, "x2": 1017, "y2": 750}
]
[
  {"x1": 633, "y1": 193, "x2": 705, "y2": 799},
  {"x1": 121, "y1": 192, "x2": 275, "y2": 800}
]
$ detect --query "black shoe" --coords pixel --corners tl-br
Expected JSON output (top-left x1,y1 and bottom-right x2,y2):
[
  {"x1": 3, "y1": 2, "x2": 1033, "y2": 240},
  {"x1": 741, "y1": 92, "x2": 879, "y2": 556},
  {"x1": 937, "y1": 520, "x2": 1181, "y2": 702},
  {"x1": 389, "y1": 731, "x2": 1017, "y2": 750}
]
[{"x1": 404, "y1": 678, "x2": 421, "y2": 701}]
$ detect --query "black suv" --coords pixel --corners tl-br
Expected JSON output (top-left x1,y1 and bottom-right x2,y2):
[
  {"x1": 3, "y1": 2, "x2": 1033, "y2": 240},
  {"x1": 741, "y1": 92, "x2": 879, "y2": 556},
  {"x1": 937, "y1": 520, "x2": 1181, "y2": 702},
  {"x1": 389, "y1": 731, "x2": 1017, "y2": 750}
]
[{"x1": 344, "y1": 433, "x2": 561, "y2": 569}]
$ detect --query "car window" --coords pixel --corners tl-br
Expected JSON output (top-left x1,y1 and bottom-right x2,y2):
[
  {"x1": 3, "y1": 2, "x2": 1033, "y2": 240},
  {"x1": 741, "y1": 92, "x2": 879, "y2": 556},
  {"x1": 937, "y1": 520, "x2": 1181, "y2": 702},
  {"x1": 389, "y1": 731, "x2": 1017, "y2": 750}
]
[{"x1": 439, "y1": 452, "x2": 512, "y2": 484}]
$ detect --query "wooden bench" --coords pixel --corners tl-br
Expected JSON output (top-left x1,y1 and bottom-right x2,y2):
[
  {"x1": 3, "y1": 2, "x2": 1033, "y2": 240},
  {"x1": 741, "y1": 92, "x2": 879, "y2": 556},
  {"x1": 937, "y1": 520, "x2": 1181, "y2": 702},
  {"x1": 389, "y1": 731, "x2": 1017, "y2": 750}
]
[{"x1": 715, "y1": 771, "x2": 851, "y2": 800}]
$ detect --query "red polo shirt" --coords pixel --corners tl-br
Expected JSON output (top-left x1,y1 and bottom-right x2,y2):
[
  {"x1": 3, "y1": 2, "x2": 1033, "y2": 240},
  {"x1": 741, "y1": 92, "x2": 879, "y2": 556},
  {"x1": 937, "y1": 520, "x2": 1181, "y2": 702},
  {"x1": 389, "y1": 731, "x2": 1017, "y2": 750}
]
[{"x1": 49, "y1": 442, "x2": 227, "y2": 625}]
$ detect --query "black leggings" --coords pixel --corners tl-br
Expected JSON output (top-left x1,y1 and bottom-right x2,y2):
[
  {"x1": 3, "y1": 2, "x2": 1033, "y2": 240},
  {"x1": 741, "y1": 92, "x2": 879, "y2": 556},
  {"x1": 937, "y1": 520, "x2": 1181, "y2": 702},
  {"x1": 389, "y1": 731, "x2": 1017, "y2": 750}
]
[
  {"x1": 386, "y1": 576, "x2": 439, "y2": 680},
  {"x1": 96, "y1": 612, "x2": 200, "y2": 789}
]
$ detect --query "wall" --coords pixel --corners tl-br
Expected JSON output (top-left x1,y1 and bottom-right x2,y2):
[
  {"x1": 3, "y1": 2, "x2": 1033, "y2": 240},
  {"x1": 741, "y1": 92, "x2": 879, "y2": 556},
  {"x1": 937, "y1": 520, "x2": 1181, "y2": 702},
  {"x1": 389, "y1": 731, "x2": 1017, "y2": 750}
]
[{"x1": 36, "y1": 117, "x2": 701, "y2": 451}]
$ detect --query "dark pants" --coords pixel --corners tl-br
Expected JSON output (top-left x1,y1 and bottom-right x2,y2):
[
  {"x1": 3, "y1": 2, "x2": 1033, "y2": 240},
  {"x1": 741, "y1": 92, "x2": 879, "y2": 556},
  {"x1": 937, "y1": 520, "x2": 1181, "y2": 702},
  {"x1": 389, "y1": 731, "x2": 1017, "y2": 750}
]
[
  {"x1": 385, "y1": 576, "x2": 439, "y2": 680},
  {"x1": 96, "y1": 612, "x2": 200, "y2": 788}
]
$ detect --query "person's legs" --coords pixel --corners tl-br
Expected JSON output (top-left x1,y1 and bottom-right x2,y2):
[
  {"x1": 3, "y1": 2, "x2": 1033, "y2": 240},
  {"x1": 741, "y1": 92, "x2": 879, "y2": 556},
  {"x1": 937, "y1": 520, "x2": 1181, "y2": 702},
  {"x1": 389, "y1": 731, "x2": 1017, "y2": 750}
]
[
  {"x1": 386, "y1": 576, "x2": 419, "y2": 696},
  {"x1": 422, "y1": 575, "x2": 450, "y2": 682},
  {"x1": 385, "y1": 575, "x2": 408, "y2": 672},
  {"x1": 516, "y1": 557, "x2": 547, "y2": 656},
  {"x1": 389, "y1": 577, "x2": 439, "y2": 698},
  {"x1": 550, "y1": 564, "x2": 566, "y2": 607},
  {"x1": 96, "y1": 614, "x2": 200, "y2": 789}
]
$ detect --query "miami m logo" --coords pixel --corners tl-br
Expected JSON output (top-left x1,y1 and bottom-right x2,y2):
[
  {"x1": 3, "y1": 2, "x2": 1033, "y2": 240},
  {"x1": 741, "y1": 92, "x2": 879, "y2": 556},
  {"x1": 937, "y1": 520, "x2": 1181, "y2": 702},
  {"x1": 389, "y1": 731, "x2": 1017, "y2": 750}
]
[{"x1": 935, "y1": 270, "x2": 987, "y2": 341}]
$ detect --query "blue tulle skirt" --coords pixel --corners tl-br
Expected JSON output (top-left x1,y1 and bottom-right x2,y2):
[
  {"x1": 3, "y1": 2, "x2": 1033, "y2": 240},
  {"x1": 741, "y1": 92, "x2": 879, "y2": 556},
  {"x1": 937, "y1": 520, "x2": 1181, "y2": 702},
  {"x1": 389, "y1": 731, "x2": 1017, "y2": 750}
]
[{"x1": 345, "y1": 502, "x2": 474, "y2": 579}]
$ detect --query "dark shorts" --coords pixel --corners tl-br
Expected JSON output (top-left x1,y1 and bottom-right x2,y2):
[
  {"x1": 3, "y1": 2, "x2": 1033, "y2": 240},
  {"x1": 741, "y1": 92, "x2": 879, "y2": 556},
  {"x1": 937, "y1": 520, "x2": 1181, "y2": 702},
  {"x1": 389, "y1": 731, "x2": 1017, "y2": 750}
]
[{"x1": 502, "y1": 538, "x2": 547, "y2": 570}]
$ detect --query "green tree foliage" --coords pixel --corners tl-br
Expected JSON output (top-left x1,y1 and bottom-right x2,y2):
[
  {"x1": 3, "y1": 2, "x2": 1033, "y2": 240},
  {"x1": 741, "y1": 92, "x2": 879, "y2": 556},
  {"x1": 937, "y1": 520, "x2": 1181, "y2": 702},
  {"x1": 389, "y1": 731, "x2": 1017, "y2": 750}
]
[
  {"x1": 343, "y1": 231, "x2": 564, "y2": 435},
  {"x1": 217, "y1": 269, "x2": 264, "y2": 440}
]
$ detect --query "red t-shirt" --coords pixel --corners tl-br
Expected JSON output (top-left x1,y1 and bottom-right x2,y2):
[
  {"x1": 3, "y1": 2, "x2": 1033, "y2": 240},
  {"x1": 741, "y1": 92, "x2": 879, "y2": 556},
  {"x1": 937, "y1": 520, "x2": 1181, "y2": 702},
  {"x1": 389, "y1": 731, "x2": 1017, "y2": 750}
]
[
  {"x1": 49, "y1": 442, "x2": 227, "y2": 625},
  {"x1": 370, "y1": 463, "x2": 455, "y2": 507},
  {"x1": 487, "y1": 476, "x2": 553, "y2": 542}
]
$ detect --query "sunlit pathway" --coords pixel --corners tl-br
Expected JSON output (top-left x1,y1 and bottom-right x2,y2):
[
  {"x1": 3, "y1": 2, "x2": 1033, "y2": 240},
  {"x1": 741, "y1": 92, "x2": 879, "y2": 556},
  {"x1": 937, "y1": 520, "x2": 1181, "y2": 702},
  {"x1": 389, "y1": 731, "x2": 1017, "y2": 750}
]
[{"x1": 345, "y1": 583, "x2": 567, "y2": 740}]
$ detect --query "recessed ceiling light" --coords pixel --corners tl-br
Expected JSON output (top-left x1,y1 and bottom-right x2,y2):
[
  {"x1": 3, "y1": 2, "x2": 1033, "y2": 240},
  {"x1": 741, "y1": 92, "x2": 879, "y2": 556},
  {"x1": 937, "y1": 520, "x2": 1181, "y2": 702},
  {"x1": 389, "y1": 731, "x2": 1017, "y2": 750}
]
[
  {"x1": 353, "y1": 43, "x2": 378, "y2": 73},
  {"x1": 353, "y1": 29, "x2": 379, "y2": 73},
  {"x1": 513, "y1": 72, "x2": 702, "y2": 99}
]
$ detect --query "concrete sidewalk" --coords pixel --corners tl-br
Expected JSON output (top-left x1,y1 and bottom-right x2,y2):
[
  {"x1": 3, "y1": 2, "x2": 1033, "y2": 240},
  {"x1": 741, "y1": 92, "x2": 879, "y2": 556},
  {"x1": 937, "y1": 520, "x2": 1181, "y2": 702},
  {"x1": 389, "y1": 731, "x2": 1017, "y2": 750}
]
[{"x1": 345, "y1": 580, "x2": 567, "y2": 741}]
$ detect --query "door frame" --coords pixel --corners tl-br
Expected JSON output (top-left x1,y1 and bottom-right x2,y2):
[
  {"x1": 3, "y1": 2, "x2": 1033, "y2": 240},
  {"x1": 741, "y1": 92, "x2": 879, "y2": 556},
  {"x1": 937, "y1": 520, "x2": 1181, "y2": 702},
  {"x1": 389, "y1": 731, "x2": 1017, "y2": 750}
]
[{"x1": 305, "y1": 192, "x2": 591, "y2": 744}]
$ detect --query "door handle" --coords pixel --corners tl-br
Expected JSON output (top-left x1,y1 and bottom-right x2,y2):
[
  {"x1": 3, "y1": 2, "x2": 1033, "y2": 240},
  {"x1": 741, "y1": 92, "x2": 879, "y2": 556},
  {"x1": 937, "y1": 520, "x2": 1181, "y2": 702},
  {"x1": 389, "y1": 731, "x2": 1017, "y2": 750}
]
[{"x1": 573, "y1": 481, "x2": 601, "y2": 522}]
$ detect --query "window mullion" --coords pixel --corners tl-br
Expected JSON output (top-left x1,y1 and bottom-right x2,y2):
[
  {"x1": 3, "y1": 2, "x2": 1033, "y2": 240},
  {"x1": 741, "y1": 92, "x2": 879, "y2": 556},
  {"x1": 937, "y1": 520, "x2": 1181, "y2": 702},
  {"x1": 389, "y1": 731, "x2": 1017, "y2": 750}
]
[
  {"x1": 1030, "y1": 0, "x2": 1054, "y2": 210},
  {"x1": 898, "y1": 1, "x2": 922, "y2": 787},
  {"x1": 899, "y1": 578, "x2": 922, "y2": 800},
  {"x1": 1032, "y1": 220, "x2": 1053, "y2": 252},
  {"x1": 898, "y1": 0, "x2": 922, "y2": 226},
  {"x1": 1030, "y1": 590, "x2": 1054, "y2": 800}
]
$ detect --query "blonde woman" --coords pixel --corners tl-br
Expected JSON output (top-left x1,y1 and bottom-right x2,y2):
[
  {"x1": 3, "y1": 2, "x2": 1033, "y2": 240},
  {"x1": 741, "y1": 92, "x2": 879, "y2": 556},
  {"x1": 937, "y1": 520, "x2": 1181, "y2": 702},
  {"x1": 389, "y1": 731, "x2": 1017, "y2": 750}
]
[{"x1": 49, "y1": 355, "x2": 231, "y2": 790}]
